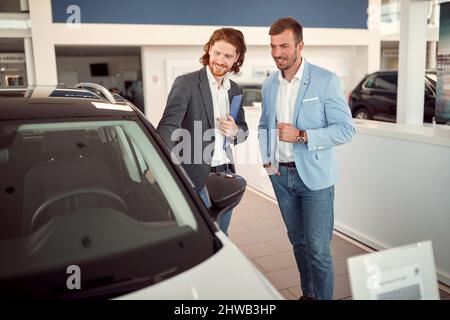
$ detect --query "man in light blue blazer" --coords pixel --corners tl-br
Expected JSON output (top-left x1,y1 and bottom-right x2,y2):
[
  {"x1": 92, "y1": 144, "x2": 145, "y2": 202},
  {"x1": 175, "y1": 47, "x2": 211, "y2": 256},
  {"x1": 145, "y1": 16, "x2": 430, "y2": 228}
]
[{"x1": 258, "y1": 17, "x2": 356, "y2": 300}]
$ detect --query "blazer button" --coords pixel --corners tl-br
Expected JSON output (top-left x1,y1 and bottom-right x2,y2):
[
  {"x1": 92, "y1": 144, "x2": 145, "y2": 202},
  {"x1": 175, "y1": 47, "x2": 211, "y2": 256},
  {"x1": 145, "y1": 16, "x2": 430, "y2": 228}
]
[{"x1": 211, "y1": 136, "x2": 215, "y2": 141}]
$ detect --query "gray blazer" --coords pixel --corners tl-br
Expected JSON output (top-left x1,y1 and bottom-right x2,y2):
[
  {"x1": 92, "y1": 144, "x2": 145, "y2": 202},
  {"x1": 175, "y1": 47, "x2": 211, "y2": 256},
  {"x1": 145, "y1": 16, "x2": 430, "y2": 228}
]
[{"x1": 157, "y1": 67, "x2": 249, "y2": 191}]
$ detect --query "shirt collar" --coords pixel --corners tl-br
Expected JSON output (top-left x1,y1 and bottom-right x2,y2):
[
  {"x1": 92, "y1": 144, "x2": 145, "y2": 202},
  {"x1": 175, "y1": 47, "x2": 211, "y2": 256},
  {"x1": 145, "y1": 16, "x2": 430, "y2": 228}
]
[
  {"x1": 206, "y1": 66, "x2": 231, "y2": 90},
  {"x1": 278, "y1": 58, "x2": 305, "y2": 83}
]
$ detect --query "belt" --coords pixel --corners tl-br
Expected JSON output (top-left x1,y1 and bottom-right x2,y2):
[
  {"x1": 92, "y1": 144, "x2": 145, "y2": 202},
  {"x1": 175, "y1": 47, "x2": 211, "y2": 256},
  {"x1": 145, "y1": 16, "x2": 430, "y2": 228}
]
[
  {"x1": 210, "y1": 164, "x2": 232, "y2": 173},
  {"x1": 279, "y1": 162, "x2": 296, "y2": 168}
]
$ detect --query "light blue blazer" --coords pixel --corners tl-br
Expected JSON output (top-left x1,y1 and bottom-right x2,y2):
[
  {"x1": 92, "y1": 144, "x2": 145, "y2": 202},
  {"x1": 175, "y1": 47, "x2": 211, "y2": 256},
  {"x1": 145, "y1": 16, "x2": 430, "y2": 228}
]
[{"x1": 258, "y1": 59, "x2": 356, "y2": 191}]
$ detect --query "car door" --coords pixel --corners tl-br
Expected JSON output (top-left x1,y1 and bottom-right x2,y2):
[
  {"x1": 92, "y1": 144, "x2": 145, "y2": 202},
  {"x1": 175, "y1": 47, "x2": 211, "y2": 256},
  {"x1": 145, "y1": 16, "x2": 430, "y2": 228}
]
[
  {"x1": 373, "y1": 73, "x2": 398, "y2": 121},
  {"x1": 361, "y1": 74, "x2": 396, "y2": 121}
]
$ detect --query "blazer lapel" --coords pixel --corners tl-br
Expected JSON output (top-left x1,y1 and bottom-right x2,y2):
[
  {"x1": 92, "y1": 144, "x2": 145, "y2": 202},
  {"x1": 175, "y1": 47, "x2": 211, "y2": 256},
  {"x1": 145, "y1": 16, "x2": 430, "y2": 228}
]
[
  {"x1": 228, "y1": 84, "x2": 238, "y2": 105},
  {"x1": 293, "y1": 60, "x2": 311, "y2": 121},
  {"x1": 198, "y1": 67, "x2": 214, "y2": 128},
  {"x1": 270, "y1": 73, "x2": 279, "y2": 128},
  {"x1": 266, "y1": 73, "x2": 280, "y2": 159}
]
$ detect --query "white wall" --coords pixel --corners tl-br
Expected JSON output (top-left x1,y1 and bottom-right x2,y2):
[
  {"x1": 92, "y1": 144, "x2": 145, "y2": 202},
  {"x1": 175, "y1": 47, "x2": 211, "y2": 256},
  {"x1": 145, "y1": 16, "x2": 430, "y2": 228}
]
[
  {"x1": 335, "y1": 125, "x2": 450, "y2": 285},
  {"x1": 56, "y1": 56, "x2": 140, "y2": 91},
  {"x1": 302, "y1": 46, "x2": 369, "y2": 95},
  {"x1": 141, "y1": 46, "x2": 203, "y2": 125}
]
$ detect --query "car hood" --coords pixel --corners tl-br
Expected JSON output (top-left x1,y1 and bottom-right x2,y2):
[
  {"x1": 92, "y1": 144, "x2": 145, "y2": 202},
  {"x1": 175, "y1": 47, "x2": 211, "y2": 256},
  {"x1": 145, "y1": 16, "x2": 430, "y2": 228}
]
[{"x1": 116, "y1": 232, "x2": 283, "y2": 300}]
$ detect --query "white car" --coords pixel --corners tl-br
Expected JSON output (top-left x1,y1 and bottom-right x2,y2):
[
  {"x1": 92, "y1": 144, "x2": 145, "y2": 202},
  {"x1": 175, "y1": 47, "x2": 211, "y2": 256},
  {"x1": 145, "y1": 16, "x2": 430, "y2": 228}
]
[{"x1": 0, "y1": 84, "x2": 282, "y2": 300}]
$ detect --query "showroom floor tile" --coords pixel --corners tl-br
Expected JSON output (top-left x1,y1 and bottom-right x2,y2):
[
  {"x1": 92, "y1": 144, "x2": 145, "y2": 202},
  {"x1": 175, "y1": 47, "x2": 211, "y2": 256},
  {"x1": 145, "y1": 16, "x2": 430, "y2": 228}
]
[{"x1": 228, "y1": 188, "x2": 450, "y2": 300}]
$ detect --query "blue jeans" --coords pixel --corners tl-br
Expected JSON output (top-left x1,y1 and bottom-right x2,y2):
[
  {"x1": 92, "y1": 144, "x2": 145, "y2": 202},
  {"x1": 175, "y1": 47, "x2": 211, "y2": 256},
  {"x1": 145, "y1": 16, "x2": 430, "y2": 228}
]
[
  {"x1": 269, "y1": 166, "x2": 335, "y2": 300},
  {"x1": 199, "y1": 186, "x2": 233, "y2": 236}
]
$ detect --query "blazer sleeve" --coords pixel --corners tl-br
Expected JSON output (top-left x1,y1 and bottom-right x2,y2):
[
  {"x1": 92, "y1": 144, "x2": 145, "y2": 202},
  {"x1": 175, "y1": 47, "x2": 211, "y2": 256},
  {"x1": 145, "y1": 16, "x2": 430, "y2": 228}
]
[
  {"x1": 305, "y1": 74, "x2": 356, "y2": 151},
  {"x1": 156, "y1": 75, "x2": 191, "y2": 150}
]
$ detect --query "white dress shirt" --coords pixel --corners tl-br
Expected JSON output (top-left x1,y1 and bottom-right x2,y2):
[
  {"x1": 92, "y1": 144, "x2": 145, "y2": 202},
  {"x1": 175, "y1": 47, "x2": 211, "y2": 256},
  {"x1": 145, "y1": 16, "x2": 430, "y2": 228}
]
[
  {"x1": 206, "y1": 67, "x2": 231, "y2": 166},
  {"x1": 275, "y1": 59, "x2": 305, "y2": 163}
]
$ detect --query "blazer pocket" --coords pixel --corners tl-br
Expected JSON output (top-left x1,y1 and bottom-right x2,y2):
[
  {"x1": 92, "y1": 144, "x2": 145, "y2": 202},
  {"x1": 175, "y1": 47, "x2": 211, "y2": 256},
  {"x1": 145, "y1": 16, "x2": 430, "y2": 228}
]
[{"x1": 302, "y1": 97, "x2": 320, "y2": 106}]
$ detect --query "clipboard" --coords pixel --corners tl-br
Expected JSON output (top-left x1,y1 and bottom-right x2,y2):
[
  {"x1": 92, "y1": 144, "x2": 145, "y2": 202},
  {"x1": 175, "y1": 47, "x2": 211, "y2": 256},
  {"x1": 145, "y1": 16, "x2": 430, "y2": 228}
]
[{"x1": 223, "y1": 94, "x2": 243, "y2": 148}]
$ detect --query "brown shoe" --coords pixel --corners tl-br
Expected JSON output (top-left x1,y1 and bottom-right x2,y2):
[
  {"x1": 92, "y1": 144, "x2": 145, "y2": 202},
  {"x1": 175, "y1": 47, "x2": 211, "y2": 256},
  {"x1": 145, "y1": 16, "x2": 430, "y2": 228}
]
[{"x1": 299, "y1": 295, "x2": 316, "y2": 300}]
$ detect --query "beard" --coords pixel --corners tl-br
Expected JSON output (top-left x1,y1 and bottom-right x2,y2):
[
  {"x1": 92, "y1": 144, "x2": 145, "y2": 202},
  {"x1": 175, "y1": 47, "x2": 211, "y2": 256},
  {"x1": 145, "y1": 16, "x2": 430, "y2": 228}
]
[
  {"x1": 209, "y1": 61, "x2": 231, "y2": 77},
  {"x1": 274, "y1": 50, "x2": 298, "y2": 71}
]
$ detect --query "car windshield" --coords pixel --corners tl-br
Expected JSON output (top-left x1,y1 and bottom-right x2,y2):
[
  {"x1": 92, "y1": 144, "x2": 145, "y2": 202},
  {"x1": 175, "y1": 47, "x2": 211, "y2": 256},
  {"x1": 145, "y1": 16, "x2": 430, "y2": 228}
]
[{"x1": 0, "y1": 118, "x2": 212, "y2": 298}]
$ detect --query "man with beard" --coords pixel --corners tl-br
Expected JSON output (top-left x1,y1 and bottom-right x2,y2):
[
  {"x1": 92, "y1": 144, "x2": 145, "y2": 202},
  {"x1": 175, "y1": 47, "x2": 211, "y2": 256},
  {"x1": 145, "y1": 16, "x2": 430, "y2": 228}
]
[
  {"x1": 157, "y1": 28, "x2": 248, "y2": 235},
  {"x1": 258, "y1": 17, "x2": 356, "y2": 299}
]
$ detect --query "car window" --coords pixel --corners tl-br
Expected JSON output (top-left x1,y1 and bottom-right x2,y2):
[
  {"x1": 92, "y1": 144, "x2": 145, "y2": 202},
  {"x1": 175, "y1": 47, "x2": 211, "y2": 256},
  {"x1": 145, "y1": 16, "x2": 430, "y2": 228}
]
[
  {"x1": 363, "y1": 75, "x2": 377, "y2": 89},
  {"x1": 0, "y1": 119, "x2": 215, "y2": 298},
  {"x1": 375, "y1": 75, "x2": 397, "y2": 91},
  {"x1": 364, "y1": 74, "x2": 397, "y2": 91}
]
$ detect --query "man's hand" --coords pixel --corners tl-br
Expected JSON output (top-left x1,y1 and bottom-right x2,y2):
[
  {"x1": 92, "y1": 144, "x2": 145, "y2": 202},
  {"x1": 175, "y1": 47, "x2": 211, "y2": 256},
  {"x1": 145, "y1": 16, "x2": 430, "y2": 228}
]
[
  {"x1": 218, "y1": 113, "x2": 238, "y2": 138},
  {"x1": 277, "y1": 123, "x2": 300, "y2": 143},
  {"x1": 263, "y1": 163, "x2": 280, "y2": 176}
]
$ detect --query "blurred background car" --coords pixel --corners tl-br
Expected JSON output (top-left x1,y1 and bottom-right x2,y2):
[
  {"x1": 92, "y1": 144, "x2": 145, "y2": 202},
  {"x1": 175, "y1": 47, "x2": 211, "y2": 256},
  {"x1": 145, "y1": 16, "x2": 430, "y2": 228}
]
[
  {"x1": 240, "y1": 84, "x2": 262, "y2": 108},
  {"x1": 348, "y1": 70, "x2": 436, "y2": 123},
  {"x1": 0, "y1": 83, "x2": 282, "y2": 300}
]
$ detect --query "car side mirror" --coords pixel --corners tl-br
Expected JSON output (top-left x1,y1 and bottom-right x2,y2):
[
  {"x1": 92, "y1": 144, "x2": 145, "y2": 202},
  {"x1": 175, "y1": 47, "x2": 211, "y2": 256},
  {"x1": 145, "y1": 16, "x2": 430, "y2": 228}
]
[{"x1": 204, "y1": 172, "x2": 246, "y2": 221}]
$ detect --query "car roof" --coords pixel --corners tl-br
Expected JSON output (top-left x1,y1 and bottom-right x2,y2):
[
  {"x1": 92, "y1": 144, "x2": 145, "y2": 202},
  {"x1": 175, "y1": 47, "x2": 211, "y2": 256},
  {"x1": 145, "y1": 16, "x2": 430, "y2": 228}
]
[
  {"x1": 365, "y1": 70, "x2": 436, "y2": 85},
  {"x1": 0, "y1": 86, "x2": 136, "y2": 121}
]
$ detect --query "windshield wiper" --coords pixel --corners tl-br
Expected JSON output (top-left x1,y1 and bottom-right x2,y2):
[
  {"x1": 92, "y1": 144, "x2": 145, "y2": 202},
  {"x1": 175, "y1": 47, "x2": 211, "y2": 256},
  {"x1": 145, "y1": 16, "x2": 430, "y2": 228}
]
[{"x1": 58, "y1": 276, "x2": 154, "y2": 300}]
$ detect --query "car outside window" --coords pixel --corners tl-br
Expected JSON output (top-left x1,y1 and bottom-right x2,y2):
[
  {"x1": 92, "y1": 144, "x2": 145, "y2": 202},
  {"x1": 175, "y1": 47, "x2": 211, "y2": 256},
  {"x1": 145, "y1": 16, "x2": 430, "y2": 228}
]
[{"x1": 243, "y1": 88, "x2": 262, "y2": 107}]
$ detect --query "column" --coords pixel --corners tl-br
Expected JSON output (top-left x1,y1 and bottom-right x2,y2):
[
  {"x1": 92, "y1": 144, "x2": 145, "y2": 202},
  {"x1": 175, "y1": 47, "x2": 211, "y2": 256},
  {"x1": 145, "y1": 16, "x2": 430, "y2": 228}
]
[
  {"x1": 397, "y1": 0, "x2": 428, "y2": 124},
  {"x1": 427, "y1": 41, "x2": 437, "y2": 70},
  {"x1": 28, "y1": 0, "x2": 58, "y2": 85},
  {"x1": 24, "y1": 37, "x2": 35, "y2": 85}
]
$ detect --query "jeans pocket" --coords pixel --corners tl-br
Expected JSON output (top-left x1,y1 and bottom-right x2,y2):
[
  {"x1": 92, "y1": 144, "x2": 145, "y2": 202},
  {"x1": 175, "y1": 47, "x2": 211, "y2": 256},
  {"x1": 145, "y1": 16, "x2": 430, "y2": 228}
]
[{"x1": 268, "y1": 173, "x2": 281, "y2": 182}]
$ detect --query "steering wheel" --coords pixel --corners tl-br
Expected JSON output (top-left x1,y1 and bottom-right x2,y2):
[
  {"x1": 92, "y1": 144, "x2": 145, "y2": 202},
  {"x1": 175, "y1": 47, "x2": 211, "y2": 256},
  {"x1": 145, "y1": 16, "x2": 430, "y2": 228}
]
[{"x1": 30, "y1": 187, "x2": 128, "y2": 231}]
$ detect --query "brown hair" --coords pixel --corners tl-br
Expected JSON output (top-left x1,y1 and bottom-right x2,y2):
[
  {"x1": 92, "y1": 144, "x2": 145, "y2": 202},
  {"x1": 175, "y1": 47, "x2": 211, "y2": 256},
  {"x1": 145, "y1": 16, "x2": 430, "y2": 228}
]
[
  {"x1": 200, "y1": 28, "x2": 247, "y2": 73},
  {"x1": 269, "y1": 17, "x2": 303, "y2": 43}
]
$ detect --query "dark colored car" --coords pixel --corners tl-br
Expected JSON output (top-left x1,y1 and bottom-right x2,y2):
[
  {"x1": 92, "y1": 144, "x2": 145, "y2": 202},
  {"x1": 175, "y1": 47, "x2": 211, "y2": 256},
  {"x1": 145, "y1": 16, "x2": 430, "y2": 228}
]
[
  {"x1": 0, "y1": 83, "x2": 281, "y2": 299},
  {"x1": 348, "y1": 71, "x2": 436, "y2": 123},
  {"x1": 240, "y1": 84, "x2": 262, "y2": 108}
]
